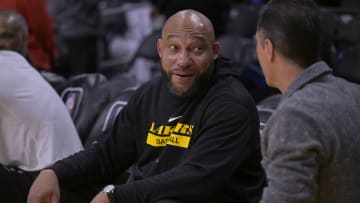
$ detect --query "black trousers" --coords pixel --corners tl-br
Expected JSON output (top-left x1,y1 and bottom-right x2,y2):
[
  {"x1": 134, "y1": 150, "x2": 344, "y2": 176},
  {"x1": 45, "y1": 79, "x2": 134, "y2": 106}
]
[
  {"x1": 0, "y1": 164, "x2": 100, "y2": 203},
  {"x1": 0, "y1": 165, "x2": 38, "y2": 202},
  {"x1": 0, "y1": 165, "x2": 188, "y2": 203}
]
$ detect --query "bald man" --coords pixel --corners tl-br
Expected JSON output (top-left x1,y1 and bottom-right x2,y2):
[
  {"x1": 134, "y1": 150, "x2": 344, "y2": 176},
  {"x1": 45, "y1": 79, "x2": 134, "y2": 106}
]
[
  {"x1": 27, "y1": 9, "x2": 265, "y2": 203},
  {"x1": 0, "y1": 11, "x2": 28, "y2": 55}
]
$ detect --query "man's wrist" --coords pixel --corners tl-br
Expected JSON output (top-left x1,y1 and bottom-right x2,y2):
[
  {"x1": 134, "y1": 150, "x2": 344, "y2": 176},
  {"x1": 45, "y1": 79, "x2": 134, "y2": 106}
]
[{"x1": 103, "y1": 184, "x2": 116, "y2": 203}]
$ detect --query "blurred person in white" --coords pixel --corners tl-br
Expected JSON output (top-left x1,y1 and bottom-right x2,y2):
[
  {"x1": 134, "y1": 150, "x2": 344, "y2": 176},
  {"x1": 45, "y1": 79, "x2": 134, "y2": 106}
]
[{"x1": 0, "y1": 10, "x2": 82, "y2": 187}]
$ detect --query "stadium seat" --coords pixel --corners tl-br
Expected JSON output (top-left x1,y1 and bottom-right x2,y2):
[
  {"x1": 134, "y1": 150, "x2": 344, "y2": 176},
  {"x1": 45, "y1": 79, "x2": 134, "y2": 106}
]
[
  {"x1": 61, "y1": 73, "x2": 111, "y2": 143},
  {"x1": 84, "y1": 86, "x2": 137, "y2": 148}
]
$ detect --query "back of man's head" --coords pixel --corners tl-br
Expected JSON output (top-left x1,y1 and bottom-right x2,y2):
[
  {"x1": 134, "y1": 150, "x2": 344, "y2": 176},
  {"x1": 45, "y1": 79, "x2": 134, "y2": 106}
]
[
  {"x1": 0, "y1": 10, "x2": 28, "y2": 56},
  {"x1": 257, "y1": 0, "x2": 321, "y2": 68}
]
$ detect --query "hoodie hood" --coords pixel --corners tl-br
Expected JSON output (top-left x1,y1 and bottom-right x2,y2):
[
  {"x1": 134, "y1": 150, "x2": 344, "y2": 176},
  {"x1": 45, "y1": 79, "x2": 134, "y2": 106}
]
[{"x1": 215, "y1": 56, "x2": 243, "y2": 80}]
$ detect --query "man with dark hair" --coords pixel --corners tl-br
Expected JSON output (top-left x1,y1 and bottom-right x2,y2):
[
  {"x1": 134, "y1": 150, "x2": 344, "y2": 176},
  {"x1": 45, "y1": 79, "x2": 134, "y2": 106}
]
[
  {"x1": 255, "y1": 0, "x2": 360, "y2": 202},
  {"x1": 26, "y1": 9, "x2": 265, "y2": 203}
]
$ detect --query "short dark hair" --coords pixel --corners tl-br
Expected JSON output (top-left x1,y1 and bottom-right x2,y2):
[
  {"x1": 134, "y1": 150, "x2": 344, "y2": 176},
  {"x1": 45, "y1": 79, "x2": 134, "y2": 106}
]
[{"x1": 257, "y1": 0, "x2": 322, "y2": 68}]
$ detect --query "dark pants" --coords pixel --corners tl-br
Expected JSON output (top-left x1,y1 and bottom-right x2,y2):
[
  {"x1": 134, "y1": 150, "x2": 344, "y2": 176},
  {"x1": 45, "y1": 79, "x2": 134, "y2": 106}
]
[
  {"x1": 0, "y1": 165, "x2": 188, "y2": 203},
  {"x1": 0, "y1": 164, "x2": 100, "y2": 203},
  {"x1": 0, "y1": 165, "x2": 38, "y2": 202}
]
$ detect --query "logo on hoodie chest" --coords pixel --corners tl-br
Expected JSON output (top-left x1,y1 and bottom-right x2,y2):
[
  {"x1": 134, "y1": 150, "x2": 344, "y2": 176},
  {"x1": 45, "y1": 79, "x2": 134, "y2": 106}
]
[{"x1": 146, "y1": 121, "x2": 194, "y2": 148}]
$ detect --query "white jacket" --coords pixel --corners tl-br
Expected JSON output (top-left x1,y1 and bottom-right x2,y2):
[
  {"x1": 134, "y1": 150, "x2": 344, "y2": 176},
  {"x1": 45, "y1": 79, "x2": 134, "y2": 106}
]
[{"x1": 0, "y1": 50, "x2": 83, "y2": 171}]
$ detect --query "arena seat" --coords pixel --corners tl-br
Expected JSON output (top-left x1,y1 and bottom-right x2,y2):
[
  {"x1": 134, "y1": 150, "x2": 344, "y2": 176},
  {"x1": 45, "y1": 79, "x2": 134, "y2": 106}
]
[
  {"x1": 40, "y1": 70, "x2": 67, "y2": 94},
  {"x1": 61, "y1": 73, "x2": 111, "y2": 143},
  {"x1": 84, "y1": 86, "x2": 137, "y2": 148}
]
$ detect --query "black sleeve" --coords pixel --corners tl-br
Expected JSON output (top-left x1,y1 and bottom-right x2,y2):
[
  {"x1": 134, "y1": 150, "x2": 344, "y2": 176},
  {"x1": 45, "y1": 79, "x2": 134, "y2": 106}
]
[
  {"x1": 113, "y1": 98, "x2": 261, "y2": 202},
  {"x1": 50, "y1": 97, "x2": 137, "y2": 187}
]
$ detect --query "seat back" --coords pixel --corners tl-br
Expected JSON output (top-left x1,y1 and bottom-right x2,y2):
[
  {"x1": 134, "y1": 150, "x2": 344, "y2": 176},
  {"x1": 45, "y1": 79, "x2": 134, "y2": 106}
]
[
  {"x1": 40, "y1": 71, "x2": 67, "y2": 94},
  {"x1": 127, "y1": 30, "x2": 161, "y2": 84},
  {"x1": 84, "y1": 86, "x2": 137, "y2": 148},
  {"x1": 218, "y1": 35, "x2": 256, "y2": 72},
  {"x1": 61, "y1": 73, "x2": 111, "y2": 143},
  {"x1": 335, "y1": 45, "x2": 360, "y2": 83}
]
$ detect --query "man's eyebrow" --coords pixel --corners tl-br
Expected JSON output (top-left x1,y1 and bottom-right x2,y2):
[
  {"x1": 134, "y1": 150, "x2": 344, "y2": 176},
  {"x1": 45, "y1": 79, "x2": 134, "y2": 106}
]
[
  {"x1": 190, "y1": 34, "x2": 207, "y2": 43},
  {"x1": 165, "y1": 33, "x2": 179, "y2": 40}
]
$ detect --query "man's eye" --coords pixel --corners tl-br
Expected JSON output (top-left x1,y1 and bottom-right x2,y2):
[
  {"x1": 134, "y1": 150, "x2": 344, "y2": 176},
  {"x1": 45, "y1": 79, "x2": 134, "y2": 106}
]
[
  {"x1": 168, "y1": 45, "x2": 176, "y2": 50},
  {"x1": 193, "y1": 47, "x2": 203, "y2": 53}
]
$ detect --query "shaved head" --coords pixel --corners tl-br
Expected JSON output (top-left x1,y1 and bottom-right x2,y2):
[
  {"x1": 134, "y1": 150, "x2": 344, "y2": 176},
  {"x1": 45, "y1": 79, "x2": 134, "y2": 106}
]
[
  {"x1": 0, "y1": 10, "x2": 28, "y2": 55},
  {"x1": 162, "y1": 9, "x2": 215, "y2": 43},
  {"x1": 157, "y1": 9, "x2": 220, "y2": 97}
]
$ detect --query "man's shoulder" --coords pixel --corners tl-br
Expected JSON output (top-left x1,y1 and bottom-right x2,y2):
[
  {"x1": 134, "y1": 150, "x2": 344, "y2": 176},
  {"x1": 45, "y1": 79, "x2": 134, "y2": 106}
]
[
  {"x1": 128, "y1": 77, "x2": 163, "y2": 101},
  {"x1": 210, "y1": 74, "x2": 253, "y2": 104},
  {"x1": 0, "y1": 50, "x2": 27, "y2": 64}
]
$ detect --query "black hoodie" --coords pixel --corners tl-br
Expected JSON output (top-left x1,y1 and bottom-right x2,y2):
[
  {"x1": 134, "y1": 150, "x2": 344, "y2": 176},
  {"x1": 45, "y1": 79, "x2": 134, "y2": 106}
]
[{"x1": 51, "y1": 57, "x2": 265, "y2": 203}]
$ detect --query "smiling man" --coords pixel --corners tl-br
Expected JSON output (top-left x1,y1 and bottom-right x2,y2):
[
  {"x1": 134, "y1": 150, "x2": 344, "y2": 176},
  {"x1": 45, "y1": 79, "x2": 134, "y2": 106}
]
[
  {"x1": 158, "y1": 10, "x2": 218, "y2": 97},
  {"x1": 27, "y1": 9, "x2": 265, "y2": 203}
]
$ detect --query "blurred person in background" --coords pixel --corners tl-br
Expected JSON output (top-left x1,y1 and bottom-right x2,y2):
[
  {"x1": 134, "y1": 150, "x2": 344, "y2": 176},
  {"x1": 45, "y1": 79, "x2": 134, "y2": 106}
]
[
  {"x1": 47, "y1": 0, "x2": 101, "y2": 77},
  {"x1": 0, "y1": 0, "x2": 58, "y2": 70},
  {"x1": 0, "y1": 10, "x2": 83, "y2": 202}
]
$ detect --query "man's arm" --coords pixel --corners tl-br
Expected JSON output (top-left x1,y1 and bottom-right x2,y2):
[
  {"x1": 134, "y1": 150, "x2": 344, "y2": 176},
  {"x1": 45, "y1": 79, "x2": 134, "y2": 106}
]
[
  {"x1": 49, "y1": 100, "x2": 138, "y2": 188},
  {"x1": 261, "y1": 108, "x2": 324, "y2": 203}
]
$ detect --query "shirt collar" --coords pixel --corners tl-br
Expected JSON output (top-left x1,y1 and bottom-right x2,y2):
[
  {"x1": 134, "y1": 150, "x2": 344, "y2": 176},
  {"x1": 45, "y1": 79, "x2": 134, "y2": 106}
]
[{"x1": 283, "y1": 61, "x2": 333, "y2": 99}]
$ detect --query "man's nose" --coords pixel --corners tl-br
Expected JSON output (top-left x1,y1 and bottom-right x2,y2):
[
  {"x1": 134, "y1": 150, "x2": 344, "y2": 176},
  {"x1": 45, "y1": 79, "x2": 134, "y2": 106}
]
[{"x1": 177, "y1": 50, "x2": 192, "y2": 68}]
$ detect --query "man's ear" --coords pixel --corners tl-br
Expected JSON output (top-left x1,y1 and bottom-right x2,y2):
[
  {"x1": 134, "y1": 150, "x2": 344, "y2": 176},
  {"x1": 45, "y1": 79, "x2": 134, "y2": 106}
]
[
  {"x1": 264, "y1": 38, "x2": 275, "y2": 62},
  {"x1": 157, "y1": 39, "x2": 162, "y2": 58},
  {"x1": 212, "y1": 42, "x2": 220, "y2": 60}
]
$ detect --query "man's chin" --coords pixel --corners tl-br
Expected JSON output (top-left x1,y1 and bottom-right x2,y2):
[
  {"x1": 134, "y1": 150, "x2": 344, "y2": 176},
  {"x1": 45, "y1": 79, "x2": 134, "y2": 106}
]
[
  {"x1": 163, "y1": 71, "x2": 201, "y2": 97},
  {"x1": 169, "y1": 85, "x2": 189, "y2": 97}
]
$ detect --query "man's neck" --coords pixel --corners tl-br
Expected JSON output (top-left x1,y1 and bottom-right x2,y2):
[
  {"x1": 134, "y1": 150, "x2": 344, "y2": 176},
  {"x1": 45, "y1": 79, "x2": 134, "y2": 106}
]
[{"x1": 275, "y1": 61, "x2": 304, "y2": 94}]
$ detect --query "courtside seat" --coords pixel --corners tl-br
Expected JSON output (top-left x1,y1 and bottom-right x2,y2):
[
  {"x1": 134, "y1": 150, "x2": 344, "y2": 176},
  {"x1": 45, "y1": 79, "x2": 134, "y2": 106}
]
[
  {"x1": 218, "y1": 35, "x2": 256, "y2": 73},
  {"x1": 40, "y1": 70, "x2": 67, "y2": 94},
  {"x1": 61, "y1": 73, "x2": 111, "y2": 143},
  {"x1": 127, "y1": 30, "x2": 161, "y2": 84},
  {"x1": 84, "y1": 86, "x2": 137, "y2": 148},
  {"x1": 335, "y1": 45, "x2": 360, "y2": 83},
  {"x1": 107, "y1": 72, "x2": 139, "y2": 101}
]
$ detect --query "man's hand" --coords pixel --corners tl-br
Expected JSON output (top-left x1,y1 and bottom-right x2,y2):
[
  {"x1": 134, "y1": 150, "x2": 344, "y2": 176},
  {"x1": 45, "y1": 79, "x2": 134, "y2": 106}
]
[
  {"x1": 90, "y1": 191, "x2": 110, "y2": 203},
  {"x1": 27, "y1": 169, "x2": 60, "y2": 203}
]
